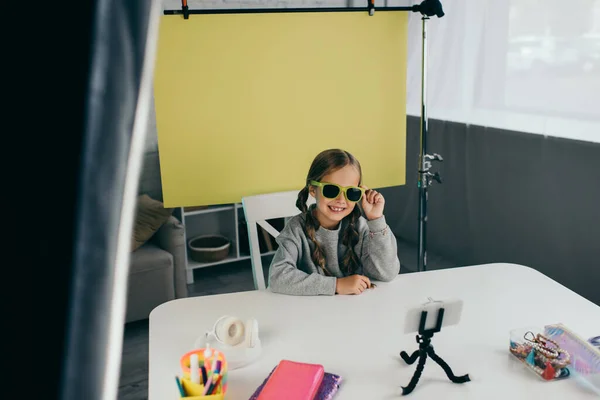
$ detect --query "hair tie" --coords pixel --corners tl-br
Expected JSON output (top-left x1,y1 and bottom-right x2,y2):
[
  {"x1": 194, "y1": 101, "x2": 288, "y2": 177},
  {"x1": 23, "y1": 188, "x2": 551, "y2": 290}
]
[{"x1": 523, "y1": 331, "x2": 537, "y2": 343}]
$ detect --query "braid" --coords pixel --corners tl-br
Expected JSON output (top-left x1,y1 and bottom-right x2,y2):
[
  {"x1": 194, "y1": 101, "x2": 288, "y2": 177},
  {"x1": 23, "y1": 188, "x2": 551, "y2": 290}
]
[
  {"x1": 341, "y1": 207, "x2": 361, "y2": 275},
  {"x1": 296, "y1": 187, "x2": 309, "y2": 213},
  {"x1": 297, "y1": 187, "x2": 329, "y2": 275}
]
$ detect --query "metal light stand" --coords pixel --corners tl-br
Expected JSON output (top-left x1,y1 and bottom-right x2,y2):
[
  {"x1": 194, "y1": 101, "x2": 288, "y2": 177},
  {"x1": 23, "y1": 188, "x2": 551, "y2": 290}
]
[{"x1": 413, "y1": 0, "x2": 445, "y2": 272}]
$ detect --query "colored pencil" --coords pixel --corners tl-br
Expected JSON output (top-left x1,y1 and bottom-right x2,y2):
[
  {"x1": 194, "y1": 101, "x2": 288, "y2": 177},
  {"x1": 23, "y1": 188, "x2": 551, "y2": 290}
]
[
  {"x1": 211, "y1": 374, "x2": 223, "y2": 394},
  {"x1": 200, "y1": 366, "x2": 208, "y2": 384},
  {"x1": 202, "y1": 375, "x2": 214, "y2": 395},
  {"x1": 174, "y1": 376, "x2": 186, "y2": 397}
]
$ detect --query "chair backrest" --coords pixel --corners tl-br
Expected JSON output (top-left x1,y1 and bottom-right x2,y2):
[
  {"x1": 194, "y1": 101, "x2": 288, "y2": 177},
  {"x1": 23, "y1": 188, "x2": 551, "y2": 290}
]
[{"x1": 242, "y1": 190, "x2": 315, "y2": 290}]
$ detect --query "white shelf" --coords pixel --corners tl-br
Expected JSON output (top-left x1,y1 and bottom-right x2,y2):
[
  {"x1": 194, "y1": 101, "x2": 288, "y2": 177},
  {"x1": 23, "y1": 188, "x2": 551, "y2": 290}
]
[
  {"x1": 187, "y1": 254, "x2": 248, "y2": 269},
  {"x1": 240, "y1": 250, "x2": 277, "y2": 259},
  {"x1": 182, "y1": 202, "x2": 276, "y2": 284},
  {"x1": 184, "y1": 205, "x2": 234, "y2": 216},
  {"x1": 187, "y1": 251, "x2": 276, "y2": 270}
]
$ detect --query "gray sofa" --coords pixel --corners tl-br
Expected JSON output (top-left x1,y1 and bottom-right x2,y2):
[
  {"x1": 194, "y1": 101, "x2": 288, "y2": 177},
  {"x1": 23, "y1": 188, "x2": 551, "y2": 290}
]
[{"x1": 125, "y1": 151, "x2": 188, "y2": 323}]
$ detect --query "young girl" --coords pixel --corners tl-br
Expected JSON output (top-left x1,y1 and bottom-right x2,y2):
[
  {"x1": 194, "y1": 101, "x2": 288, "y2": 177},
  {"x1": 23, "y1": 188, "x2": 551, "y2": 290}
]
[{"x1": 268, "y1": 148, "x2": 401, "y2": 296}]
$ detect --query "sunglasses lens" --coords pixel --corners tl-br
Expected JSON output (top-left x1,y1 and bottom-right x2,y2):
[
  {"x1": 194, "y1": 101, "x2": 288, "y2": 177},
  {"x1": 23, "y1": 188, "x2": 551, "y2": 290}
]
[
  {"x1": 322, "y1": 184, "x2": 341, "y2": 199},
  {"x1": 346, "y1": 187, "x2": 363, "y2": 202}
]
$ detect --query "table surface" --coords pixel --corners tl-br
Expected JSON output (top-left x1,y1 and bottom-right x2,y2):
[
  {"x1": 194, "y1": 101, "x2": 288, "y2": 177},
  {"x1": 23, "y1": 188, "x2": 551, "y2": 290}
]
[{"x1": 148, "y1": 263, "x2": 600, "y2": 399}]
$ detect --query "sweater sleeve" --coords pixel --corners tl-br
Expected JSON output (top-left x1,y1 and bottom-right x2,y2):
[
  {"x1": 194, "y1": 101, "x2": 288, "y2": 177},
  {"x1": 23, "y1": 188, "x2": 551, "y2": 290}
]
[
  {"x1": 268, "y1": 234, "x2": 337, "y2": 296},
  {"x1": 359, "y1": 216, "x2": 401, "y2": 281}
]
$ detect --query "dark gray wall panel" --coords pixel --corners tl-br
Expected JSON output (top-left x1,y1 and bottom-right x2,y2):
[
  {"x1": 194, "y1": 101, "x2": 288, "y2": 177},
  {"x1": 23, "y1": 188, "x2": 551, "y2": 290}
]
[{"x1": 383, "y1": 116, "x2": 600, "y2": 306}]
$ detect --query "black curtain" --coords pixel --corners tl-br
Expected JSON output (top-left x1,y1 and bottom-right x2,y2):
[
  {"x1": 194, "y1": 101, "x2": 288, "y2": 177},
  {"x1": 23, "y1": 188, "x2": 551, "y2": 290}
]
[{"x1": 23, "y1": 0, "x2": 160, "y2": 398}]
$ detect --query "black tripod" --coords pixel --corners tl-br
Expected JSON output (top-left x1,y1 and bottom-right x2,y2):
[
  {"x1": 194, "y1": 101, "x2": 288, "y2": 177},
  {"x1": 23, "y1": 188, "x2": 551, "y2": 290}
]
[{"x1": 399, "y1": 308, "x2": 470, "y2": 395}]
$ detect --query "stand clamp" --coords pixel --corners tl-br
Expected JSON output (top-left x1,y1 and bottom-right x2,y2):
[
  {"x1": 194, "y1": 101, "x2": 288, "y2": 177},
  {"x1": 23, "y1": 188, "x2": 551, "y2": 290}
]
[
  {"x1": 418, "y1": 153, "x2": 443, "y2": 188},
  {"x1": 181, "y1": 0, "x2": 189, "y2": 19},
  {"x1": 399, "y1": 308, "x2": 470, "y2": 395}
]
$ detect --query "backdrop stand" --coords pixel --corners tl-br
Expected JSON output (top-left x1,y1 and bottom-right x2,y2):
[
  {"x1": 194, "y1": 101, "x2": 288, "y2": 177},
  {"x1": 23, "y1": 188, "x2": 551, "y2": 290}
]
[
  {"x1": 166, "y1": 1, "x2": 446, "y2": 273},
  {"x1": 412, "y1": 0, "x2": 445, "y2": 272}
]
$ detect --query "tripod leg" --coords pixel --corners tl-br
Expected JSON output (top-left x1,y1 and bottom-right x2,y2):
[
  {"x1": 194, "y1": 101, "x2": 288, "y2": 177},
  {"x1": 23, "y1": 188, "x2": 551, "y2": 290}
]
[
  {"x1": 400, "y1": 349, "x2": 420, "y2": 365},
  {"x1": 401, "y1": 350, "x2": 427, "y2": 395},
  {"x1": 426, "y1": 347, "x2": 470, "y2": 383}
]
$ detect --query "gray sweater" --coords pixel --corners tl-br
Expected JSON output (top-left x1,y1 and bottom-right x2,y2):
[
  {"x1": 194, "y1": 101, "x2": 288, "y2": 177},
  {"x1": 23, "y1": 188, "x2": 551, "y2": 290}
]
[{"x1": 268, "y1": 209, "x2": 401, "y2": 295}]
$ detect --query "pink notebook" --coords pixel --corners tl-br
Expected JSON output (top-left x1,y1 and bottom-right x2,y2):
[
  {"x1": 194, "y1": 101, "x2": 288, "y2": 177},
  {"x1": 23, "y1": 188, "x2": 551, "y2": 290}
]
[{"x1": 256, "y1": 360, "x2": 325, "y2": 400}]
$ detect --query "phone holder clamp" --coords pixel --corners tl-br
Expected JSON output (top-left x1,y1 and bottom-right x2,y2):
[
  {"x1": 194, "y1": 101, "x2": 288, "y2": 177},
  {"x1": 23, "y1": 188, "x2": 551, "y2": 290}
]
[{"x1": 399, "y1": 308, "x2": 470, "y2": 395}]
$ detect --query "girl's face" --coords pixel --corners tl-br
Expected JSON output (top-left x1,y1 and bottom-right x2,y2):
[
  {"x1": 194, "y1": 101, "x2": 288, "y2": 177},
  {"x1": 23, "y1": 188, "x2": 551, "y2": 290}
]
[{"x1": 309, "y1": 164, "x2": 361, "y2": 230}]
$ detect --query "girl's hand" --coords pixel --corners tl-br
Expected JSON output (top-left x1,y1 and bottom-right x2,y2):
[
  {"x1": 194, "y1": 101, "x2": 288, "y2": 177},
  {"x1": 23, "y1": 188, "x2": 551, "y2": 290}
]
[
  {"x1": 361, "y1": 186, "x2": 385, "y2": 221},
  {"x1": 335, "y1": 275, "x2": 372, "y2": 295}
]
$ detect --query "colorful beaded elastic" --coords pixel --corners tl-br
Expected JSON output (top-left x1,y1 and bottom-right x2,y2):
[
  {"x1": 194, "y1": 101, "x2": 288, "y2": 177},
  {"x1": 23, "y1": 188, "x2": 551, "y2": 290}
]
[
  {"x1": 510, "y1": 331, "x2": 572, "y2": 379},
  {"x1": 524, "y1": 332, "x2": 562, "y2": 358},
  {"x1": 537, "y1": 348, "x2": 571, "y2": 369},
  {"x1": 531, "y1": 342, "x2": 559, "y2": 358}
]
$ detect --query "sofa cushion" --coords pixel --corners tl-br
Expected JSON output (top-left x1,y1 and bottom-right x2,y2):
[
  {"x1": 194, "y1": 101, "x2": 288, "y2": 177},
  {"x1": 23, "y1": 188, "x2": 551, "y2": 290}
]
[
  {"x1": 126, "y1": 242, "x2": 175, "y2": 322},
  {"x1": 129, "y1": 242, "x2": 174, "y2": 274},
  {"x1": 131, "y1": 194, "x2": 173, "y2": 251}
]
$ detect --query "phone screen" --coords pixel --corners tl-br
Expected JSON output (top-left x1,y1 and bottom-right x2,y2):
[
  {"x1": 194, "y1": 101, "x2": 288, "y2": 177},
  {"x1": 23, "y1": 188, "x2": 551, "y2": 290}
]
[{"x1": 403, "y1": 298, "x2": 464, "y2": 334}]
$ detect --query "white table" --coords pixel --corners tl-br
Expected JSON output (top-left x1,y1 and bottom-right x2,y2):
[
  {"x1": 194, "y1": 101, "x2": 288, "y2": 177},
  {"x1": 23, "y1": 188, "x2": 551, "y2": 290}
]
[{"x1": 149, "y1": 263, "x2": 600, "y2": 399}]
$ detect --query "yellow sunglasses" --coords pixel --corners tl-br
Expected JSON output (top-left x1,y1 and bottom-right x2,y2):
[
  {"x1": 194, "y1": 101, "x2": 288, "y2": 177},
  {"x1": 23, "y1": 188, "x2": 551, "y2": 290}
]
[{"x1": 310, "y1": 180, "x2": 365, "y2": 203}]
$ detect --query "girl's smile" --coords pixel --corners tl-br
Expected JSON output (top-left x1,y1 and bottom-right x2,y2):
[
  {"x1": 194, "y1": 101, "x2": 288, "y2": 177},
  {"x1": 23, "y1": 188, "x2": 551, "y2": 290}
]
[{"x1": 310, "y1": 164, "x2": 361, "y2": 229}]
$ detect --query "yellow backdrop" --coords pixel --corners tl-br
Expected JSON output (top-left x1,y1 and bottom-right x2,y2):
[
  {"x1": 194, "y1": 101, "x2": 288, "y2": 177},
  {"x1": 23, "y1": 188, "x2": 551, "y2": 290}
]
[{"x1": 154, "y1": 11, "x2": 408, "y2": 207}]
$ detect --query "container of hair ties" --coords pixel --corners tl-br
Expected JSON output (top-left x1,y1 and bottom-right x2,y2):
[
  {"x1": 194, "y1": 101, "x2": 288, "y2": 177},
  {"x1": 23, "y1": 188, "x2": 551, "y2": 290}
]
[
  {"x1": 509, "y1": 326, "x2": 572, "y2": 380},
  {"x1": 510, "y1": 323, "x2": 600, "y2": 390}
]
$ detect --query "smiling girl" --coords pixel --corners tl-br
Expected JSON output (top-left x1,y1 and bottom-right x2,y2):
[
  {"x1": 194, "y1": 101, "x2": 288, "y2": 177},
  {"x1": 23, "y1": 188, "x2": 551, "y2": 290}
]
[{"x1": 268, "y1": 149, "x2": 401, "y2": 296}]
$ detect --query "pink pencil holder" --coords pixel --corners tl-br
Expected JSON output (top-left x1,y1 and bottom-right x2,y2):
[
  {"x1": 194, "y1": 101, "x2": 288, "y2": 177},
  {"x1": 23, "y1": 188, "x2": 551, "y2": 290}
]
[{"x1": 179, "y1": 348, "x2": 228, "y2": 399}]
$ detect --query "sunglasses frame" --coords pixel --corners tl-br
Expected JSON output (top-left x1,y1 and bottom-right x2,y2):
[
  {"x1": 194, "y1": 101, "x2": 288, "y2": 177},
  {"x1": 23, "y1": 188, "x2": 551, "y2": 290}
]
[{"x1": 310, "y1": 180, "x2": 365, "y2": 203}]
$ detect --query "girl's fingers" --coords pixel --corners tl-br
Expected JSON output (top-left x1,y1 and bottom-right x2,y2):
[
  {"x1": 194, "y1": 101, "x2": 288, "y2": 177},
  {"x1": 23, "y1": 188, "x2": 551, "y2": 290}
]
[
  {"x1": 360, "y1": 185, "x2": 370, "y2": 204},
  {"x1": 369, "y1": 190, "x2": 378, "y2": 203},
  {"x1": 360, "y1": 275, "x2": 371, "y2": 287},
  {"x1": 361, "y1": 186, "x2": 369, "y2": 206}
]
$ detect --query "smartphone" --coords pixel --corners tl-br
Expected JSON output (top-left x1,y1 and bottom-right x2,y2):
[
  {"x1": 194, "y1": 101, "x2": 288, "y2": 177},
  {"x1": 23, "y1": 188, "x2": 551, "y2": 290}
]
[{"x1": 403, "y1": 298, "x2": 463, "y2": 334}]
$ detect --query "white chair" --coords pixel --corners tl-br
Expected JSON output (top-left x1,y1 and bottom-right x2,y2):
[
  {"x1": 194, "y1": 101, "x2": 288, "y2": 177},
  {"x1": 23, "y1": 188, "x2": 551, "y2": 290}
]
[{"x1": 242, "y1": 190, "x2": 315, "y2": 290}]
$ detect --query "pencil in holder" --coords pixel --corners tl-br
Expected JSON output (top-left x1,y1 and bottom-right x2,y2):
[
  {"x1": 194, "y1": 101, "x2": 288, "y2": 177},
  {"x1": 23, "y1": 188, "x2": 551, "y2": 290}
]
[
  {"x1": 179, "y1": 348, "x2": 228, "y2": 399},
  {"x1": 180, "y1": 377, "x2": 225, "y2": 400}
]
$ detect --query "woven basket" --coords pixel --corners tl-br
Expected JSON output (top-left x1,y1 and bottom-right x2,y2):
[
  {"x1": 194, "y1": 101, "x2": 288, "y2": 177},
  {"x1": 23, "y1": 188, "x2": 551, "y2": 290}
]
[{"x1": 188, "y1": 235, "x2": 231, "y2": 263}]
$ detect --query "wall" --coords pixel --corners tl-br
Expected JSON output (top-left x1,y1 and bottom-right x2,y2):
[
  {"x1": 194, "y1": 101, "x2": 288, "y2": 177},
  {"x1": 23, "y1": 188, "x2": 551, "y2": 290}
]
[{"x1": 381, "y1": 116, "x2": 600, "y2": 306}]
